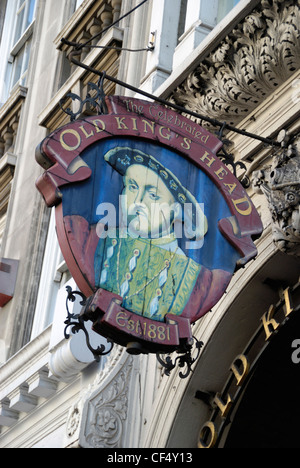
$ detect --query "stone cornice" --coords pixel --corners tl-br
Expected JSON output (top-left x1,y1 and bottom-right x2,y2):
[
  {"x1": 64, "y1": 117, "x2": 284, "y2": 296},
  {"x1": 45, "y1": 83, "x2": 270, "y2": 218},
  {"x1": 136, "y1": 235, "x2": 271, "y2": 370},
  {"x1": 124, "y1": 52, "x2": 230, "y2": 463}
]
[{"x1": 0, "y1": 326, "x2": 52, "y2": 397}]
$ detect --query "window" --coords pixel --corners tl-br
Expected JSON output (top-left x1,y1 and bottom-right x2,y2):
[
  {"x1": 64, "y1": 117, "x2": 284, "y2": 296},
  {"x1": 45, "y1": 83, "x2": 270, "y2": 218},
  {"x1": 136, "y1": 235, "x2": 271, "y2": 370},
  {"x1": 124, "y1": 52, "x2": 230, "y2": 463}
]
[
  {"x1": 0, "y1": 0, "x2": 36, "y2": 105},
  {"x1": 13, "y1": 0, "x2": 36, "y2": 45},
  {"x1": 9, "y1": 38, "x2": 32, "y2": 89},
  {"x1": 0, "y1": 169, "x2": 13, "y2": 251},
  {"x1": 177, "y1": 0, "x2": 188, "y2": 41},
  {"x1": 31, "y1": 209, "x2": 70, "y2": 338},
  {"x1": 0, "y1": 1, "x2": 8, "y2": 46},
  {"x1": 172, "y1": 0, "x2": 242, "y2": 72},
  {"x1": 217, "y1": 0, "x2": 241, "y2": 22}
]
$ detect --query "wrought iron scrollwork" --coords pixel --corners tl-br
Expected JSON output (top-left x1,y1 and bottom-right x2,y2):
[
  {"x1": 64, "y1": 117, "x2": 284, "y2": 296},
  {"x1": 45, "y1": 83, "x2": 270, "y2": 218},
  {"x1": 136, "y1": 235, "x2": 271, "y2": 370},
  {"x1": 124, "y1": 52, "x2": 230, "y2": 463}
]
[
  {"x1": 217, "y1": 144, "x2": 249, "y2": 187},
  {"x1": 156, "y1": 337, "x2": 204, "y2": 379},
  {"x1": 59, "y1": 75, "x2": 108, "y2": 122},
  {"x1": 64, "y1": 286, "x2": 113, "y2": 361},
  {"x1": 216, "y1": 123, "x2": 249, "y2": 187}
]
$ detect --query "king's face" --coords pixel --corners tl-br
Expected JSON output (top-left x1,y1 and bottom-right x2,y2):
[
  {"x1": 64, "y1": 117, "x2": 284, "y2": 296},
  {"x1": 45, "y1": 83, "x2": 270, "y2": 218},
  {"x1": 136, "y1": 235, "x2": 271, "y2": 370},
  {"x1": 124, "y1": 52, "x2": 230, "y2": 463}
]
[{"x1": 122, "y1": 164, "x2": 177, "y2": 238}]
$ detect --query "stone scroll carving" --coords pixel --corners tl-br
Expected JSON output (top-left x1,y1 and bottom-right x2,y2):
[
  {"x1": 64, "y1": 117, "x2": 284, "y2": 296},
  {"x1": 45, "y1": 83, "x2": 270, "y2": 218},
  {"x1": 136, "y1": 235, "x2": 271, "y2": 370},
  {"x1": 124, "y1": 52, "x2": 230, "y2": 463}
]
[
  {"x1": 169, "y1": 0, "x2": 300, "y2": 126},
  {"x1": 253, "y1": 138, "x2": 300, "y2": 257}
]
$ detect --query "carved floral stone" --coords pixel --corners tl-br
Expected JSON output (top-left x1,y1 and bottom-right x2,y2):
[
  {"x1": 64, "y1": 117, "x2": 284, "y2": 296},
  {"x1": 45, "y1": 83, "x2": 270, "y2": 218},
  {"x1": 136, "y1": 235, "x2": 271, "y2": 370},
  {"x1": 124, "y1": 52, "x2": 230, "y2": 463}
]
[
  {"x1": 253, "y1": 139, "x2": 300, "y2": 257},
  {"x1": 169, "y1": 0, "x2": 300, "y2": 126},
  {"x1": 84, "y1": 369, "x2": 130, "y2": 448},
  {"x1": 65, "y1": 348, "x2": 133, "y2": 448}
]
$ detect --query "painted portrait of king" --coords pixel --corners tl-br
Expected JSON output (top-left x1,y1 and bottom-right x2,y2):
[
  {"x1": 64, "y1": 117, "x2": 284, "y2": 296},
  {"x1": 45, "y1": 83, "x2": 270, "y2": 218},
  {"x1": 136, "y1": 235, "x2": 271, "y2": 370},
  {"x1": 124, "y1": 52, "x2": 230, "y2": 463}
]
[{"x1": 63, "y1": 140, "x2": 236, "y2": 325}]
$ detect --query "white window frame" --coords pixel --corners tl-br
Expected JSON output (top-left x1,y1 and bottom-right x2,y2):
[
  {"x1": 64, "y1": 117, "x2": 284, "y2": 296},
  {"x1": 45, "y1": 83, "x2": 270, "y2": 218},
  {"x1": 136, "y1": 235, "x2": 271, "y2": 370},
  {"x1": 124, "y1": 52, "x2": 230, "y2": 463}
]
[
  {"x1": 31, "y1": 209, "x2": 67, "y2": 339},
  {"x1": 140, "y1": 0, "x2": 183, "y2": 94},
  {"x1": 0, "y1": 0, "x2": 36, "y2": 105},
  {"x1": 173, "y1": 0, "x2": 241, "y2": 69},
  {"x1": 12, "y1": 0, "x2": 36, "y2": 46}
]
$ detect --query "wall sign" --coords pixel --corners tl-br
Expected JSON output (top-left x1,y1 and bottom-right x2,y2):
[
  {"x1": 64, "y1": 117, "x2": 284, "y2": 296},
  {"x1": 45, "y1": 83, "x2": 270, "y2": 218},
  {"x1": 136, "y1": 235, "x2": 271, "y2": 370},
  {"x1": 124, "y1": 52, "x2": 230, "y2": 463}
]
[{"x1": 36, "y1": 96, "x2": 263, "y2": 354}]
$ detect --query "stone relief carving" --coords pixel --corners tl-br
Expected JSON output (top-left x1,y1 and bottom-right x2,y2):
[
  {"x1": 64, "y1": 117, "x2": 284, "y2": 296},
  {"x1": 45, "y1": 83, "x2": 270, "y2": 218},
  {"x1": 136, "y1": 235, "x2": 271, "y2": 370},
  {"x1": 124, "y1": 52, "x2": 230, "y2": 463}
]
[
  {"x1": 65, "y1": 346, "x2": 133, "y2": 448},
  {"x1": 253, "y1": 134, "x2": 300, "y2": 257},
  {"x1": 170, "y1": 0, "x2": 300, "y2": 127},
  {"x1": 66, "y1": 402, "x2": 82, "y2": 439},
  {"x1": 83, "y1": 368, "x2": 130, "y2": 448}
]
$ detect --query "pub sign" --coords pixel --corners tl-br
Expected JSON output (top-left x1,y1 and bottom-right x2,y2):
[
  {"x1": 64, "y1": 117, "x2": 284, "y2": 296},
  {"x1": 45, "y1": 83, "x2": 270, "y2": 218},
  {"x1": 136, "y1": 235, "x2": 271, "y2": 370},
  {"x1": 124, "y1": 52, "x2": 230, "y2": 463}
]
[{"x1": 36, "y1": 96, "x2": 263, "y2": 354}]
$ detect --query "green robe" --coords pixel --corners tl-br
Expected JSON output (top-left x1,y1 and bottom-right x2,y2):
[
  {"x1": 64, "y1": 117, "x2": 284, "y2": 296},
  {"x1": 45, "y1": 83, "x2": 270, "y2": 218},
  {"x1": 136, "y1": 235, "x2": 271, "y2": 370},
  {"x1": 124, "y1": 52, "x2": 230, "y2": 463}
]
[{"x1": 94, "y1": 234, "x2": 201, "y2": 322}]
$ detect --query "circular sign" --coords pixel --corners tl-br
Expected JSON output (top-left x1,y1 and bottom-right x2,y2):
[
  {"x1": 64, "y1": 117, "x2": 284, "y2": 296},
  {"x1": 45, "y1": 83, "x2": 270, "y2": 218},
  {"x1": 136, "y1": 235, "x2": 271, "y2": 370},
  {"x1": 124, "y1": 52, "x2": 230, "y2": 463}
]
[{"x1": 36, "y1": 97, "x2": 263, "y2": 353}]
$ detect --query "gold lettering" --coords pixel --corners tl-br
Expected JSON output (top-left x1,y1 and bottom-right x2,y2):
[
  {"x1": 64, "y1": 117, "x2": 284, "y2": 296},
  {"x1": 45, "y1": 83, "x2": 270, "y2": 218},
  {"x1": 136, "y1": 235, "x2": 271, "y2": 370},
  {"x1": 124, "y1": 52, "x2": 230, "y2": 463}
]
[
  {"x1": 159, "y1": 126, "x2": 172, "y2": 140},
  {"x1": 261, "y1": 304, "x2": 279, "y2": 340},
  {"x1": 230, "y1": 354, "x2": 250, "y2": 386},
  {"x1": 116, "y1": 311, "x2": 128, "y2": 328},
  {"x1": 93, "y1": 119, "x2": 106, "y2": 133},
  {"x1": 214, "y1": 166, "x2": 228, "y2": 180},
  {"x1": 213, "y1": 393, "x2": 233, "y2": 418},
  {"x1": 79, "y1": 125, "x2": 94, "y2": 139},
  {"x1": 181, "y1": 137, "x2": 191, "y2": 150},
  {"x1": 143, "y1": 119, "x2": 155, "y2": 134},
  {"x1": 282, "y1": 287, "x2": 294, "y2": 317},
  {"x1": 224, "y1": 183, "x2": 237, "y2": 194},
  {"x1": 127, "y1": 99, "x2": 143, "y2": 114},
  {"x1": 124, "y1": 100, "x2": 143, "y2": 114},
  {"x1": 201, "y1": 134, "x2": 209, "y2": 144},
  {"x1": 131, "y1": 118, "x2": 138, "y2": 131},
  {"x1": 123, "y1": 99, "x2": 131, "y2": 112},
  {"x1": 148, "y1": 323, "x2": 157, "y2": 339},
  {"x1": 135, "y1": 320, "x2": 142, "y2": 335},
  {"x1": 198, "y1": 422, "x2": 218, "y2": 449},
  {"x1": 200, "y1": 151, "x2": 216, "y2": 167},
  {"x1": 127, "y1": 319, "x2": 135, "y2": 332},
  {"x1": 232, "y1": 197, "x2": 252, "y2": 216},
  {"x1": 115, "y1": 117, "x2": 129, "y2": 130},
  {"x1": 149, "y1": 105, "x2": 158, "y2": 119},
  {"x1": 60, "y1": 129, "x2": 81, "y2": 151}
]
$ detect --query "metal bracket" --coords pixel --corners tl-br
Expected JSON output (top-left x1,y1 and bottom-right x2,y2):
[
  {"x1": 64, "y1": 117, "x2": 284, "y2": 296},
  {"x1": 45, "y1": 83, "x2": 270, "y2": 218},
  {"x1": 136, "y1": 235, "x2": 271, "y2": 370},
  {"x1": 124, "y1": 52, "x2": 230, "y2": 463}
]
[
  {"x1": 157, "y1": 337, "x2": 204, "y2": 379},
  {"x1": 64, "y1": 286, "x2": 113, "y2": 362},
  {"x1": 64, "y1": 287, "x2": 204, "y2": 379},
  {"x1": 59, "y1": 76, "x2": 108, "y2": 122}
]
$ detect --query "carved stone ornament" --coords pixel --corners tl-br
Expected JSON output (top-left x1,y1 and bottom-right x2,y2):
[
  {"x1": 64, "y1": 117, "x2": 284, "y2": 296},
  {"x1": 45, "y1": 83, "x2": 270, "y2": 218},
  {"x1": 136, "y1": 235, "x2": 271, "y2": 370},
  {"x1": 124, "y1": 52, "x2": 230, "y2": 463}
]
[
  {"x1": 66, "y1": 403, "x2": 82, "y2": 439},
  {"x1": 253, "y1": 136, "x2": 300, "y2": 257},
  {"x1": 83, "y1": 367, "x2": 131, "y2": 448},
  {"x1": 65, "y1": 347, "x2": 133, "y2": 448},
  {"x1": 170, "y1": 0, "x2": 300, "y2": 127}
]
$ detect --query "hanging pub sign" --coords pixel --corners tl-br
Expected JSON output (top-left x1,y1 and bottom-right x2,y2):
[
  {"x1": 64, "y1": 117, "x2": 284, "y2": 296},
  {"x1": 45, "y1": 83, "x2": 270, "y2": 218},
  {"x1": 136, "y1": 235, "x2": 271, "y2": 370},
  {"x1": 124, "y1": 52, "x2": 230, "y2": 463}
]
[{"x1": 35, "y1": 96, "x2": 263, "y2": 355}]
